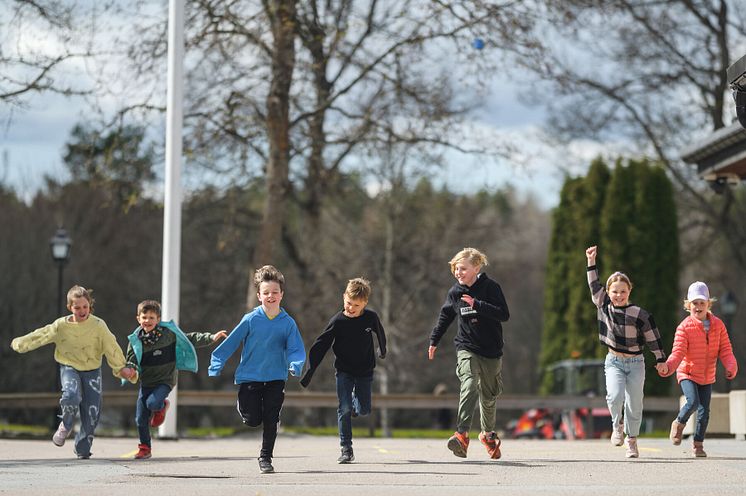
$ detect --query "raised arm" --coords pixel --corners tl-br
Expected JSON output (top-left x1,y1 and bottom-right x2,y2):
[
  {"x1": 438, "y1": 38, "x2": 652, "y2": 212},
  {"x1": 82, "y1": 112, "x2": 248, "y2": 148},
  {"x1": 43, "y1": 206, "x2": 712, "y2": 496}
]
[{"x1": 586, "y1": 246, "x2": 607, "y2": 308}]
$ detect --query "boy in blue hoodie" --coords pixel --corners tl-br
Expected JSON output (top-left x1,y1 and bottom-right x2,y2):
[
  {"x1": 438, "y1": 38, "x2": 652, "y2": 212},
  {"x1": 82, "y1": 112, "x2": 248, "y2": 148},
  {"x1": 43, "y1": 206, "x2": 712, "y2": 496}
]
[
  {"x1": 124, "y1": 300, "x2": 227, "y2": 460},
  {"x1": 209, "y1": 265, "x2": 306, "y2": 474}
]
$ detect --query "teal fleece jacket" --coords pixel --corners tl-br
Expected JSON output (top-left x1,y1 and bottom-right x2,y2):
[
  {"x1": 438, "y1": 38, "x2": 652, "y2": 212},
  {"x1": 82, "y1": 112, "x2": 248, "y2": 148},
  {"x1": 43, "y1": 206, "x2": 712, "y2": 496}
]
[{"x1": 208, "y1": 306, "x2": 305, "y2": 383}]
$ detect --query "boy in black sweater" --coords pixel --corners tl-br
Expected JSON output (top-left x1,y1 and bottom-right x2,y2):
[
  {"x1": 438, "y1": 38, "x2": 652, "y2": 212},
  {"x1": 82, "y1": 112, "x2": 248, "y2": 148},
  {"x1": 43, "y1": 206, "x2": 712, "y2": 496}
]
[
  {"x1": 300, "y1": 278, "x2": 387, "y2": 463},
  {"x1": 428, "y1": 247, "x2": 509, "y2": 460}
]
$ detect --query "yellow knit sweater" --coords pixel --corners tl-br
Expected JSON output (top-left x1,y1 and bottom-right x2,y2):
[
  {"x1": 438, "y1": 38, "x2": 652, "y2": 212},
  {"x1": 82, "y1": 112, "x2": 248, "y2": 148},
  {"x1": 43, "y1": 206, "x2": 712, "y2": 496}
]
[{"x1": 11, "y1": 315, "x2": 132, "y2": 380}]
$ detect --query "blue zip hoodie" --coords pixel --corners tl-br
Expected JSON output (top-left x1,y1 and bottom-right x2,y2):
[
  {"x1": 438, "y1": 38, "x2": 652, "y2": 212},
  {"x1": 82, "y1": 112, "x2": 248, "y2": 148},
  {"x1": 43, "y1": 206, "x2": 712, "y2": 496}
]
[{"x1": 208, "y1": 306, "x2": 305, "y2": 383}]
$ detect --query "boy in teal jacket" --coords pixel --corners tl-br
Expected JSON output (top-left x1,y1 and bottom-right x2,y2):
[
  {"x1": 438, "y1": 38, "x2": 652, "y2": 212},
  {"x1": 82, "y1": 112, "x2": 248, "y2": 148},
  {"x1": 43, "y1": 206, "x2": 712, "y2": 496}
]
[{"x1": 125, "y1": 300, "x2": 226, "y2": 459}]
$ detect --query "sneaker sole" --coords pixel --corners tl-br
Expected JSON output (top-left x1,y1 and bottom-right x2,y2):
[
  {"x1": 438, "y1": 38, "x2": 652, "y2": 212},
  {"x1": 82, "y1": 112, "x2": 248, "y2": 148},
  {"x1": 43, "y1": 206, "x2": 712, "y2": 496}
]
[{"x1": 447, "y1": 437, "x2": 467, "y2": 458}]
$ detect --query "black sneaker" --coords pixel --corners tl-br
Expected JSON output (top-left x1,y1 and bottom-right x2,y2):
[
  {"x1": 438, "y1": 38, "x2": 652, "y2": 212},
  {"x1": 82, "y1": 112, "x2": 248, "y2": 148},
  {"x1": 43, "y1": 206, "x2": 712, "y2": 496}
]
[
  {"x1": 258, "y1": 457, "x2": 274, "y2": 473},
  {"x1": 337, "y1": 448, "x2": 354, "y2": 464}
]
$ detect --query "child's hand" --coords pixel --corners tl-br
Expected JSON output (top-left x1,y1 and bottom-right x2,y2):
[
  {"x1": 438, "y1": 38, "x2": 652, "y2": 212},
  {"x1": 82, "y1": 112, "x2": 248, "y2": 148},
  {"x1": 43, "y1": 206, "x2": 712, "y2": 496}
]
[
  {"x1": 655, "y1": 362, "x2": 668, "y2": 376},
  {"x1": 726, "y1": 369, "x2": 737, "y2": 380},
  {"x1": 585, "y1": 245, "x2": 597, "y2": 264},
  {"x1": 461, "y1": 295, "x2": 475, "y2": 307},
  {"x1": 428, "y1": 345, "x2": 437, "y2": 360},
  {"x1": 119, "y1": 367, "x2": 135, "y2": 380},
  {"x1": 212, "y1": 330, "x2": 228, "y2": 342}
]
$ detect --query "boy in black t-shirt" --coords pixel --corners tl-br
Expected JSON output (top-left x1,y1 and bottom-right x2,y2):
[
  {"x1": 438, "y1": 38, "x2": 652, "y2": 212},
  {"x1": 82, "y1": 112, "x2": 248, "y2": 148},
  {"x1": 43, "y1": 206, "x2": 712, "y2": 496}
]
[{"x1": 300, "y1": 278, "x2": 387, "y2": 463}]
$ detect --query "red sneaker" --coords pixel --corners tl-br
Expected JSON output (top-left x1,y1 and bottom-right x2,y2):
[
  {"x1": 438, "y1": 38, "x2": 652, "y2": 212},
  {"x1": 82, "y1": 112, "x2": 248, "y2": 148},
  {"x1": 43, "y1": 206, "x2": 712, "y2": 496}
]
[
  {"x1": 479, "y1": 431, "x2": 502, "y2": 459},
  {"x1": 134, "y1": 443, "x2": 151, "y2": 460},
  {"x1": 447, "y1": 431, "x2": 469, "y2": 458},
  {"x1": 150, "y1": 399, "x2": 170, "y2": 427}
]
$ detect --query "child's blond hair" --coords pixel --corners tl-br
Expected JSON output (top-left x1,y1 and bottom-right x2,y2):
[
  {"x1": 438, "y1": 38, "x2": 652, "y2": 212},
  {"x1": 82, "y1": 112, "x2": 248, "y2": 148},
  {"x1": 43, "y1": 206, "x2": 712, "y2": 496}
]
[
  {"x1": 605, "y1": 271, "x2": 633, "y2": 291},
  {"x1": 449, "y1": 247, "x2": 488, "y2": 274},
  {"x1": 345, "y1": 277, "x2": 371, "y2": 302}
]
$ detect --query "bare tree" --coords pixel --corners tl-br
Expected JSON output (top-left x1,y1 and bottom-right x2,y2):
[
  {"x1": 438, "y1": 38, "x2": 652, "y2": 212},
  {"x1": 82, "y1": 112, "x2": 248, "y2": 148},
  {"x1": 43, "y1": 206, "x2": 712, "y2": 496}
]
[
  {"x1": 503, "y1": 0, "x2": 746, "y2": 268},
  {"x1": 0, "y1": 1, "x2": 97, "y2": 110}
]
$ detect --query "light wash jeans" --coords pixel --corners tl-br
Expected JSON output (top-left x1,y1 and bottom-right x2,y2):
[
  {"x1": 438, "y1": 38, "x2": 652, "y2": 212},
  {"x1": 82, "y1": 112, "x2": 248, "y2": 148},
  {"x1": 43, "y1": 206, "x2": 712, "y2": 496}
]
[
  {"x1": 604, "y1": 352, "x2": 645, "y2": 438},
  {"x1": 59, "y1": 365, "x2": 102, "y2": 458},
  {"x1": 677, "y1": 379, "x2": 712, "y2": 442}
]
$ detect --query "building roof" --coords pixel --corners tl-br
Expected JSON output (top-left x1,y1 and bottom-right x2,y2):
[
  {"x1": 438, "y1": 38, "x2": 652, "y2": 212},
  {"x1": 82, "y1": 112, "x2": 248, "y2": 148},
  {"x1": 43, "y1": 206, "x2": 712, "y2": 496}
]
[{"x1": 680, "y1": 122, "x2": 746, "y2": 179}]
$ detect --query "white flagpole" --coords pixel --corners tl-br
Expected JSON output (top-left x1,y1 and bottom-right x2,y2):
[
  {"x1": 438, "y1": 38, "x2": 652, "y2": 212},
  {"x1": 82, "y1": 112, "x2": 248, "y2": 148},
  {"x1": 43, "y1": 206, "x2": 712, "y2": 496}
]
[{"x1": 159, "y1": 0, "x2": 184, "y2": 439}]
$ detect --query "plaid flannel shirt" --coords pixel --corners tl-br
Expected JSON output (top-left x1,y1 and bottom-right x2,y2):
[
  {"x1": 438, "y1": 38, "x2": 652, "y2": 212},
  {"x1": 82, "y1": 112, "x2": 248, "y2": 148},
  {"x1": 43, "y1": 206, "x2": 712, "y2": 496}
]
[{"x1": 587, "y1": 265, "x2": 666, "y2": 362}]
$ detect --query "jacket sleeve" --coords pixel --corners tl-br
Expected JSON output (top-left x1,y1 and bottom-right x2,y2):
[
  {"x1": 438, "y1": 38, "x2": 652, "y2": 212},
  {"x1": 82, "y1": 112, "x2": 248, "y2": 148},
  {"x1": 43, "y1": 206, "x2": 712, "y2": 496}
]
[
  {"x1": 587, "y1": 265, "x2": 608, "y2": 308},
  {"x1": 665, "y1": 324, "x2": 688, "y2": 373},
  {"x1": 286, "y1": 323, "x2": 306, "y2": 378},
  {"x1": 717, "y1": 321, "x2": 738, "y2": 376},
  {"x1": 186, "y1": 331, "x2": 217, "y2": 348},
  {"x1": 209, "y1": 317, "x2": 249, "y2": 377},
  {"x1": 473, "y1": 281, "x2": 509, "y2": 322},
  {"x1": 10, "y1": 321, "x2": 59, "y2": 353},
  {"x1": 300, "y1": 319, "x2": 336, "y2": 387},
  {"x1": 429, "y1": 293, "x2": 456, "y2": 347}
]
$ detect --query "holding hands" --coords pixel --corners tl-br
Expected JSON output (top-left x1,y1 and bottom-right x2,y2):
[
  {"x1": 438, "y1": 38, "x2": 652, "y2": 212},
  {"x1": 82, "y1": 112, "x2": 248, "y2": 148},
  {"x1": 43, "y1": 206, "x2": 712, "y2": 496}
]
[
  {"x1": 212, "y1": 330, "x2": 228, "y2": 342},
  {"x1": 655, "y1": 362, "x2": 669, "y2": 376},
  {"x1": 119, "y1": 367, "x2": 136, "y2": 380}
]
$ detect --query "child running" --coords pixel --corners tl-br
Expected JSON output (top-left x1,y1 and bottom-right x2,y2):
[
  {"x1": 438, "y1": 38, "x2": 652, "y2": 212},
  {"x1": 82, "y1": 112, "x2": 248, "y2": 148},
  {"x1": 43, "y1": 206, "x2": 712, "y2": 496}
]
[
  {"x1": 586, "y1": 245, "x2": 667, "y2": 458},
  {"x1": 124, "y1": 299, "x2": 227, "y2": 460},
  {"x1": 300, "y1": 277, "x2": 387, "y2": 464},
  {"x1": 662, "y1": 281, "x2": 738, "y2": 457},
  {"x1": 10, "y1": 285, "x2": 135, "y2": 459},
  {"x1": 209, "y1": 265, "x2": 305, "y2": 474},
  {"x1": 428, "y1": 247, "x2": 510, "y2": 460}
]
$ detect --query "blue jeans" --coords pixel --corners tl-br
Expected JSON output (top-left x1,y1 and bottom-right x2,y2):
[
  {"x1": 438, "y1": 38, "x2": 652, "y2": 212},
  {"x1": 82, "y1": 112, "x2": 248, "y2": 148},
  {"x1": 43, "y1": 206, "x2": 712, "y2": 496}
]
[
  {"x1": 336, "y1": 371, "x2": 373, "y2": 449},
  {"x1": 59, "y1": 365, "x2": 102, "y2": 458},
  {"x1": 604, "y1": 352, "x2": 645, "y2": 438},
  {"x1": 135, "y1": 384, "x2": 172, "y2": 447},
  {"x1": 677, "y1": 379, "x2": 712, "y2": 442}
]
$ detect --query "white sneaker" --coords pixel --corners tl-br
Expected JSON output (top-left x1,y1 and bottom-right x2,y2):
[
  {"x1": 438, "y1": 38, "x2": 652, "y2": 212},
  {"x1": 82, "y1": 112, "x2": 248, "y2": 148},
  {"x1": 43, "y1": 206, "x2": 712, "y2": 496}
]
[
  {"x1": 610, "y1": 423, "x2": 624, "y2": 446},
  {"x1": 625, "y1": 436, "x2": 639, "y2": 458},
  {"x1": 52, "y1": 422, "x2": 70, "y2": 447}
]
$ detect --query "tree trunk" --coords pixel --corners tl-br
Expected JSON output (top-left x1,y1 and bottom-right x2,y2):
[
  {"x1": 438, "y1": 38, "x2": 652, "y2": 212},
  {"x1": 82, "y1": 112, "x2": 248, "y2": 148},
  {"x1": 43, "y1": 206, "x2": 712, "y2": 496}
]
[{"x1": 246, "y1": 0, "x2": 297, "y2": 310}]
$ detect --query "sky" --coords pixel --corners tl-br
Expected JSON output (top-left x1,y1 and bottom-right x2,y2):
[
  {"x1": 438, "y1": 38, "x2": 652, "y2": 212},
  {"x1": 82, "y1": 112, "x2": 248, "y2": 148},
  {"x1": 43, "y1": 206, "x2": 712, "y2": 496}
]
[{"x1": 0, "y1": 4, "x2": 609, "y2": 211}]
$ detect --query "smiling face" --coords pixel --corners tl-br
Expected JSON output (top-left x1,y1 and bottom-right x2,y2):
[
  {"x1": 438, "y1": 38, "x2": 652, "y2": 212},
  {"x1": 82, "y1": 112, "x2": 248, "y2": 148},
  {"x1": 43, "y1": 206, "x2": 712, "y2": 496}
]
[
  {"x1": 343, "y1": 296, "x2": 367, "y2": 318},
  {"x1": 137, "y1": 310, "x2": 160, "y2": 333},
  {"x1": 607, "y1": 280, "x2": 631, "y2": 307},
  {"x1": 68, "y1": 296, "x2": 91, "y2": 323},
  {"x1": 258, "y1": 281, "x2": 283, "y2": 315},
  {"x1": 687, "y1": 299, "x2": 710, "y2": 321},
  {"x1": 453, "y1": 259, "x2": 480, "y2": 287}
]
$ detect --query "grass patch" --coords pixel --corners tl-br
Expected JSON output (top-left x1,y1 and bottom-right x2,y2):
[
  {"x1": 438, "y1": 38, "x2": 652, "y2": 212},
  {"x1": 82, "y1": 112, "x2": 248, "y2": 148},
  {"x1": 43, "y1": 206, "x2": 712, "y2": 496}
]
[
  {"x1": 184, "y1": 426, "x2": 241, "y2": 438},
  {"x1": 0, "y1": 423, "x2": 50, "y2": 438}
]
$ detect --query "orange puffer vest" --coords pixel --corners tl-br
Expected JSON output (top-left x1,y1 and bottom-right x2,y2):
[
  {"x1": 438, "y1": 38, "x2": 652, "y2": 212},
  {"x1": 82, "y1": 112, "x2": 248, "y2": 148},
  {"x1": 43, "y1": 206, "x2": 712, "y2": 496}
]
[{"x1": 666, "y1": 313, "x2": 737, "y2": 385}]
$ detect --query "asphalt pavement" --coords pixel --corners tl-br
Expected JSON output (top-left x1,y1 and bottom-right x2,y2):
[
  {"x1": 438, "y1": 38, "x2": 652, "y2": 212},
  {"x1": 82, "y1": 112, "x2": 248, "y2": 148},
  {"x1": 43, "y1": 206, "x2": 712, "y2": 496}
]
[{"x1": 1, "y1": 434, "x2": 745, "y2": 495}]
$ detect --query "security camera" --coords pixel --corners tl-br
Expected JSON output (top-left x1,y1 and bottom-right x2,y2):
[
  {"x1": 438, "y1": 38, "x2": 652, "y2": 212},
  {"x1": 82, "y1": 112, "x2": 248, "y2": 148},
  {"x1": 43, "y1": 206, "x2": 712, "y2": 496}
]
[
  {"x1": 704, "y1": 173, "x2": 740, "y2": 194},
  {"x1": 728, "y1": 53, "x2": 746, "y2": 128}
]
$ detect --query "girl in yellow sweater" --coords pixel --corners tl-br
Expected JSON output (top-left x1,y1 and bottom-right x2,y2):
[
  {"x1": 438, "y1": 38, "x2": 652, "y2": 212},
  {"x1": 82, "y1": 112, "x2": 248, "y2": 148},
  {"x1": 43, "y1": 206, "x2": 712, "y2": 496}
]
[{"x1": 11, "y1": 285, "x2": 135, "y2": 459}]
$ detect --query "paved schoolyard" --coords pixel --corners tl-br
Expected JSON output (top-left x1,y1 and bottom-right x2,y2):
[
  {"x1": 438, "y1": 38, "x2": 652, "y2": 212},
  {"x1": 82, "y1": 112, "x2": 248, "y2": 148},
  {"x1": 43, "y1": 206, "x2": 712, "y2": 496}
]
[{"x1": 1, "y1": 434, "x2": 745, "y2": 495}]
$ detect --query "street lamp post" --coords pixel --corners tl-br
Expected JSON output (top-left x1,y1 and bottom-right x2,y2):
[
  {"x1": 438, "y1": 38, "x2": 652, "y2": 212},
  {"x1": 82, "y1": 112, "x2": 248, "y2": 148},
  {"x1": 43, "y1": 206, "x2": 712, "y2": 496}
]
[
  {"x1": 720, "y1": 290, "x2": 738, "y2": 393},
  {"x1": 49, "y1": 228, "x2": 72, "y2": 428},
  {"x1": 49, "y1": 228, "x2": 73, "y2": 316}
]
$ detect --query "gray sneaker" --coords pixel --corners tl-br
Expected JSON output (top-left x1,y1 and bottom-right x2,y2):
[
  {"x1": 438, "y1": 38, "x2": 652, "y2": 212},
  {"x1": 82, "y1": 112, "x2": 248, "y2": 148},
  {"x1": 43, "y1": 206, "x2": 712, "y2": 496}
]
[
  {"x1": 625, "y1": 436, "x2": 639, "y2": 458},
  {"x1": 52, "y1": 422, "x2": 70, "y2": 447},
  {"x1": 337, "y1": 448, "x2": 354, "y2": 464},
  {"x1": 610, "y1": 423, "x2": 624, "y2": 446}
]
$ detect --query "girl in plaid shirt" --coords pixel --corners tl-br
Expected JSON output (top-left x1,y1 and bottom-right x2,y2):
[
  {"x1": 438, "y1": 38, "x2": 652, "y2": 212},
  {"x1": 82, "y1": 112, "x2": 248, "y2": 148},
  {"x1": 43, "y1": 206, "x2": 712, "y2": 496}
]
[{"x1": 585, "y1": 246, "x2": 668, "y2": 459}]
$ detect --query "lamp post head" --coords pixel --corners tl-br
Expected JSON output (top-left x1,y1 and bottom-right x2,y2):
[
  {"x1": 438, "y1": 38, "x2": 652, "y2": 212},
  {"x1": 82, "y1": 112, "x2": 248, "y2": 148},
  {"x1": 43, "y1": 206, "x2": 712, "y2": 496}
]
[
  {"x1": 720, "y1": 290, "x2": 738, "y2": 318},
  {"x1": 49, "y1": 228, "x2": 72, "y2": 263}
]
